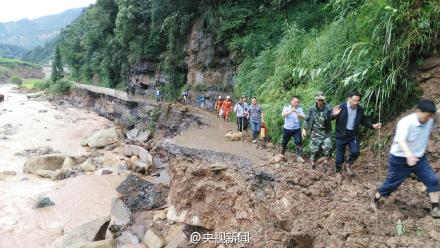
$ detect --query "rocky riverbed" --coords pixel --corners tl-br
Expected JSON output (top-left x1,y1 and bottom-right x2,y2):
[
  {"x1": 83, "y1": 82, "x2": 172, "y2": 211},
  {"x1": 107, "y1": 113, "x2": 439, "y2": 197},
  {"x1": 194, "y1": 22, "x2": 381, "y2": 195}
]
[{"x1": 0, "y1": 84, "x2": 126, "y2": 247}]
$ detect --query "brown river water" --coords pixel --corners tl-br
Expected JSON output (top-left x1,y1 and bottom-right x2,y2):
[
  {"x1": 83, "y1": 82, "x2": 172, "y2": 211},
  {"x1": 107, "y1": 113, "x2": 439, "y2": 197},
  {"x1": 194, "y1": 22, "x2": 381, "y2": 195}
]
[{"x1": 0, "y1": 84, "x2": 125, "y2": 248}]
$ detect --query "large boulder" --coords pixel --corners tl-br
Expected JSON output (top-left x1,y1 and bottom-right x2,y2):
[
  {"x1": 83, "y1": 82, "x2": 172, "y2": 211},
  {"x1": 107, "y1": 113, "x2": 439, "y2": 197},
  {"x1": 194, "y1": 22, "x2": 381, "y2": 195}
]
[
  {"x1": 116, "y1": 175, "x2": 169, "y2": 214},
  {"x1": 62, "y1": 216, "x2": 111, "y2": 248},
  {"x1": 225, "y1": 130, "x2": 242, "y2": 141},
  {"x1": 81, "y1": 128, "x2": 118, "y2": 148},
  {"x1": 23, "y1": 154, "x2": 70, "y2": 174}
]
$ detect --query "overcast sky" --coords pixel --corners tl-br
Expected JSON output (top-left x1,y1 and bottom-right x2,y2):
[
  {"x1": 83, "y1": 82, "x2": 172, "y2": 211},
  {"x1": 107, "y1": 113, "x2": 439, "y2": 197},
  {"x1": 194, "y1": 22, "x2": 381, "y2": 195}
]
[{"x1": 0, "y1": 0, "x2": 96, "y2": 22}]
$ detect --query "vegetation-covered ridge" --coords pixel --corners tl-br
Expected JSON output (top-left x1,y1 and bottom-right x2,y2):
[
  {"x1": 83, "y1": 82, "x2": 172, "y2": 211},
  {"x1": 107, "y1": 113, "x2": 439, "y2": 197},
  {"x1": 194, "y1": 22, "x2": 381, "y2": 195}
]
[{"x1": 57, "y1": 0, "x2": 440, "y2": 142}]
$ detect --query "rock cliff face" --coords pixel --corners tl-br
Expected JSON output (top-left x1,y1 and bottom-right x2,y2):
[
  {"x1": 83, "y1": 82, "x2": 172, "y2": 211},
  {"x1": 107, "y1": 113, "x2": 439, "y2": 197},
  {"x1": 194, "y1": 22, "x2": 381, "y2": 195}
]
[
  {"x1": 185, "y1": 20, "x2": 236, "y2": 87},
  {"x1": 128, "y1": 19, "x2": 236, "y2": 93}
]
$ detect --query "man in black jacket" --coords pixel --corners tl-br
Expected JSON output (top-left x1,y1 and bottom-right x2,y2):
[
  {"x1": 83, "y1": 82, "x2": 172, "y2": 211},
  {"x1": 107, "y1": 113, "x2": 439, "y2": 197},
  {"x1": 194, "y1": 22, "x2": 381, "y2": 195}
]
[{"x1": 332, "y1": 91, "x2": 381, "y2": 175}]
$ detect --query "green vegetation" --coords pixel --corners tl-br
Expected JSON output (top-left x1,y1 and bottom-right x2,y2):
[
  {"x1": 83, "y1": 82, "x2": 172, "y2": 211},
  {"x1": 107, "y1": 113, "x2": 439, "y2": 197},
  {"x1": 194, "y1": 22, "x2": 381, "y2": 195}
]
[
  {"x1": 0, "y1": 43, "x2": 27, "y2": 58},
  {"x1": 51, "y1": 45, "x2": 63, "y2": 83},
  {"x1": 10, "y1": 75, "x2": 23, "y2": 85},
  {"x1": 0, "y1": 57, "x2": 39, "y2": 68},
  {"x1": 21, "y1": 79, "x2": 50, "y2": 90},
  {"x1": 56, "y1": 0, "x2": 440, "y2": 142},
  {"x1": 23, "y1": 39, "x2": 57, "y2": 64}
]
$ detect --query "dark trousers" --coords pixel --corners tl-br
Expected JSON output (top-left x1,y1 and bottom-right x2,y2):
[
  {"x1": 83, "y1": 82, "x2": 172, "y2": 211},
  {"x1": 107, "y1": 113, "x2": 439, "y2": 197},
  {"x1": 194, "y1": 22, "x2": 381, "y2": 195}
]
[
  {"x1": 378, "y1": 155, "x2": 440, "y2": 196},
  {"x1": 237, "y1": 117, "x2": 244, "y2": 132},
  {"x1": 282, "y1": 128, "x2": 302, "y2": 150},
  {"x1": 335, "y1": 130, "x2": 360, "y2": 166},
  {"x1": 243, "y1": 117, "x2": 248, "y2": 130}
]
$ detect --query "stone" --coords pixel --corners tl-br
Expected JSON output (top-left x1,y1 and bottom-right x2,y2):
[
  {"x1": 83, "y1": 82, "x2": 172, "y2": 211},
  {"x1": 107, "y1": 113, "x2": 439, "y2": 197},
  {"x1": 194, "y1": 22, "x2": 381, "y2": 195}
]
[
  {"x1": 142, "y1": 229, "x2": 165, "y2": 248},
  {"x1": 25, "y1": 146, "x2": 54, "y2": 156},
  {"x1": 116, "y1": 232, "x2": 139, "y2": 246},
  {"x1": 164, "y1": 231, "x2": 187, "y2": 248},
  {"x1": 269, "y1": 154, "x2": 286, "y2": 165},
  {"x1": 209, "y1": 162, "x2": 227, "y2": 172},
  {"x1": 152, "y1": 157, "x2": 165, "y2": 169},
  {"x1": 26, "y1": 91, "x2": 44, "y2": 98},
  {"x1": 62, "y1": 157, "x2": 77, "y2": 170},
  {"x1": 126, "y1": 128, "x2": 140, "y2": 141},
  {"x1": 0, "y1": 170, "x2": 17, "y2": 180},
  {"x1": 102, "y1": 169, "x2": 113, "y2": 175},
  {"x1": 38, "y1": 109, "x2": 48, "y2": 113},
  {"x1": 116, "y1": 175, "x2": 169, "y2": 214},
  {"x1": 81, "y1": 128, "x2": 118, "y2": 148},
  {"x1": 152, "y1": 210, "x2": 167, "y2": 221},
  {"x1": 124, "y1": 145, "x2": 153, "y2": 165},
  {"x1": 110, "y1": 198, "x2": 131, "y2": 226},
  {"x1": 35, "y1": 169, "x2": 55, "y2": 178},
  {"x1": 23, "y1": 154, "x2": 69, "y2": 174},
  {"x1": 34, "y1": 196, "x2": 55, "y2": 208},
  {"x1": 81, "y1": 159, "x2": 97, "y2": 172},
  {"x1": 62, "y1": 216, "x2": 111, "y2": 248},
  {"x1": 67, "y1": 239, "x2": 117, "y2": 248},
  {"x1": 51, "y1": 169, "x2": 65, "y2": 181},
  {"x1": 136, "y1": 130, "x2": 151, "y2": 143},
  {"x1": 224, "y1": 130, "x2": 242, "y2": 141}
]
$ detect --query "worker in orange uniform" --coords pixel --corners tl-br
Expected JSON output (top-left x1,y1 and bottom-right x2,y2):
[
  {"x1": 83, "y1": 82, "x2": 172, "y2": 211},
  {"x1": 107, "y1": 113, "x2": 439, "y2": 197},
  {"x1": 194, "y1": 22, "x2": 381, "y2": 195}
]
[
  {"x1": 222, "y1": 96, "x2": 233, "y2": 122},
  {"x1": 215, "y1": 96, "x2": 224, "y2": 116}
]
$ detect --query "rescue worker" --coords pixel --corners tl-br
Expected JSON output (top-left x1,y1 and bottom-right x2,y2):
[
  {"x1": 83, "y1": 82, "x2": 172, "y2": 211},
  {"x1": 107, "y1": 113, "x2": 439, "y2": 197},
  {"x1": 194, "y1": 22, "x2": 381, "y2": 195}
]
[
  {"x1": 222, "y1": 96, "x2": 233, "y2": 122},
  {"x1": 303, "y1": 91, "x2": 333, "y2": 169}
]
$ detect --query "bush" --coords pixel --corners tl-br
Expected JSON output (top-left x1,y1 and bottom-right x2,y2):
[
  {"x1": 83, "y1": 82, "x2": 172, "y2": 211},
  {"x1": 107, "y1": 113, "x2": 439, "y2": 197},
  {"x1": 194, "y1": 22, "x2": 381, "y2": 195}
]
[
  {"x1": 10, "y1": 75, "x2": 23, "y2": 85},
  {"x1": 22, "y1": 79, "x2": 50, "y2": 90},
  {"x1": 49, "y1": 79, "x2": 72, "y2": 95}
]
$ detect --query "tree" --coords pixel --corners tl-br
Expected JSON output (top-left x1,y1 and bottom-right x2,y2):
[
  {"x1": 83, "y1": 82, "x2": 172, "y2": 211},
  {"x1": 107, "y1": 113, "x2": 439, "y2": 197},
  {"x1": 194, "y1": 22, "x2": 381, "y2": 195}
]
[{"x1": 51, "y1": 45, "x2": 63, "y2": 83}]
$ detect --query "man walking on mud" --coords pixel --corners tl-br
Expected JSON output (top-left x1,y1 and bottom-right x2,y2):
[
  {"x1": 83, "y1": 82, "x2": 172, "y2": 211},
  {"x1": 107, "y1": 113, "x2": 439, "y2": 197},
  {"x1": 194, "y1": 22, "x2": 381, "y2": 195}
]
[
  {"x1": 234, "y1": 96, "x2": 245, "y2": 132},
  {"x1": 332, "y1": 91, "x2": 381, "y2": 175},
  {"x1": 281, "y1": 96, "x2": 305, "y2": 163},
  {"x1": 248, "y1": 97, "x2": 264, "y2": 143},
  {"x1": 371, "y1": 100, "x2": 440, "y2": 218},
  {"x1": 303, "y1": 91, "x2": 332, "y2": 169}
]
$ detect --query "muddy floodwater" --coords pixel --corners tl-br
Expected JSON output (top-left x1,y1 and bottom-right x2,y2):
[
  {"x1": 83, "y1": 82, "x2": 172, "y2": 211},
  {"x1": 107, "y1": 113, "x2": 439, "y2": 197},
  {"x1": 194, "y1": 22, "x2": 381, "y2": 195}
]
[{"x1": 0, "y1": 84, "x2": 125, "y2": 248}]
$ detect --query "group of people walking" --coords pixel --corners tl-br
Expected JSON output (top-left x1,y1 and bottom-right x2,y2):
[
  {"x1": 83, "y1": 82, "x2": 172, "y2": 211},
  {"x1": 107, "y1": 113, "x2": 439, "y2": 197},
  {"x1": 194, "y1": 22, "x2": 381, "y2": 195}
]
[
  {"x1": 215, "y1": 95, "x2": 264, "y2": 143},
  {"x1": 219, "y1": 90, "x2": 440, "y2": 218}
]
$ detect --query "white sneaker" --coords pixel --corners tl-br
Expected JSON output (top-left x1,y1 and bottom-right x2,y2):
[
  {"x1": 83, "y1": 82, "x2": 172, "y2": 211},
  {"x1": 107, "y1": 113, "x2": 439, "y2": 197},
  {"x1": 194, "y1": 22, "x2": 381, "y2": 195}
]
[{"x1": 296, "y1": 156, "x2": 305, "y2": 163}]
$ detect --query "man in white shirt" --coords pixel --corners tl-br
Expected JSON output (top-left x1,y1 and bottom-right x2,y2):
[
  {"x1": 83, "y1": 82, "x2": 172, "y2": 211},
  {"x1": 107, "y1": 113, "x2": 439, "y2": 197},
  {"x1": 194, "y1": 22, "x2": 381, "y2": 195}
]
[
  {"x1": 281, "y1": 96, "x2": 306, "y2": 163},
  {"x1": 371, "y1": 100, "x2": 440, "y2": 218}
]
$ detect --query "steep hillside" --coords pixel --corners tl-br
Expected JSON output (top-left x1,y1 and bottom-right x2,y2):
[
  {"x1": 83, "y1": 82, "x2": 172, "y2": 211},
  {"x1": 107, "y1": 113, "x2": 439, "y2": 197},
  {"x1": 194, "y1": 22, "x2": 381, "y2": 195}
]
[
  {"x1": 56, "y1": 0, "x2": 440, "y2": 141},
  {"x1": 0, "y1": 43, "x2": 28, "y2": 58},
  {"x1": 0, "y1": 8, "x2": 84, "y2": 49}
]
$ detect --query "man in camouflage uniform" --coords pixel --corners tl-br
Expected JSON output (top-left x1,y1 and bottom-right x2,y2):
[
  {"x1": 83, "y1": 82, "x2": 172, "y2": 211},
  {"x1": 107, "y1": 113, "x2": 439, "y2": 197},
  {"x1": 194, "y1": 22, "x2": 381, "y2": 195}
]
[{"x1": 303, "y1": 91, "x2": 333, "y2": 169}]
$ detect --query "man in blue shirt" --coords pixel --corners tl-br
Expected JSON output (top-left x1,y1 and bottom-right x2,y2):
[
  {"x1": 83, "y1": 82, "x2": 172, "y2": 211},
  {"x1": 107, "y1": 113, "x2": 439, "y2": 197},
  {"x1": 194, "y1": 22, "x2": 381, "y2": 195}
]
[
  {"x1": 371, "y1": 100, "x2": 440, "y2": 218},
  {"x1": 281, "y1": 96, "x2": 306, "y2": 163},
  {"x1": 248, "y1": 97, "x2": 264, "y2": 143}
]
